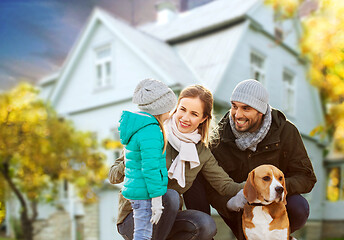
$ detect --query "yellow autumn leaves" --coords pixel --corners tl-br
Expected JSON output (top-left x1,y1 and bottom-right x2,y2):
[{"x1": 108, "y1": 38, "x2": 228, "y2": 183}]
[
  {"x1": 266, "y1": 0, "x2": 344, "y2": 151},
  {"x1": 0, "y1": 83, "x2": 107, "y2": 207},
  {"x1": 300, "y1": 0, "x2": 344, "y2": 150},
  {"x1": 0, "y1": 202, "x2": 4, "y2": 224},
  {"x1": 326, "y1": 167, "x2": 341, "y2": 201},
  {"x1": 264, "y1": 0, "x2": 302, "y2": 19}
]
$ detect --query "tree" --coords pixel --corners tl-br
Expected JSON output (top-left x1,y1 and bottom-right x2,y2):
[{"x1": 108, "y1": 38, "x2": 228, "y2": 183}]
[
  {"x1": 0, "y1": 83, "x2": 107, "y2": 240},
  {"x1": 0, "y1": 178, "x2": 5, "y2": 225},
  {"x1": 265, "y1": 0, "x2": 344, "y2": 151}
]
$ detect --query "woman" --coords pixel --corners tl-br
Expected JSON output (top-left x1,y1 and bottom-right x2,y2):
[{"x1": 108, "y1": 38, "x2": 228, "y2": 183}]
[{"x1": 109, "y1": 85, "x2": 244, "y2": 240}]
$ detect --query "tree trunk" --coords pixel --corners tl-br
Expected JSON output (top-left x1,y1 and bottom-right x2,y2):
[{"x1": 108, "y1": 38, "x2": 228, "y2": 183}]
[
  {"x1": 21, "y1": 210, "x2": 34, "y2": 240},
  {"x1": 0, "y1": 162, "x2": 35, "y2": 240}
]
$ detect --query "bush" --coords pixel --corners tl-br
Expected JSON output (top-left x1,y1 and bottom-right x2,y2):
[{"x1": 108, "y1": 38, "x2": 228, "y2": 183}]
[{"x1": 10, "y1": 218, "x2": 23, "y2": 240}]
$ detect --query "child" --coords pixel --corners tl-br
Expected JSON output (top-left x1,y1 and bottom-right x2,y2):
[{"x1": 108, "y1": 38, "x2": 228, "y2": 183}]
[{"x1": 118, "y1": 78, "x2": 177, "y2": 240}]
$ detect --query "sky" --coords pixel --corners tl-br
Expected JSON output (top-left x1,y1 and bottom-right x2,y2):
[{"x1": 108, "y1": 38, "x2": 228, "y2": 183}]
[{"x1": 0, "y1": 0, "x2": 162, "y2": 90}]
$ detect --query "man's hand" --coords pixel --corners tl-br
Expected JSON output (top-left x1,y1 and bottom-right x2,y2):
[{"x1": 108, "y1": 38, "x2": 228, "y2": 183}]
[
  {"x1": 226, "y1": 189, "x2": 247, "y2": 212},
  {"x1": 150, "y1": 196, "x2": 164, "y2": 224}
]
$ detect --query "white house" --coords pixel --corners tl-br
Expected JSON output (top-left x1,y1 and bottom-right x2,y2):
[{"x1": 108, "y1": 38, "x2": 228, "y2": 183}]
[{"x1": 12, "y1": 0, "x2": 330, "y2": 239}]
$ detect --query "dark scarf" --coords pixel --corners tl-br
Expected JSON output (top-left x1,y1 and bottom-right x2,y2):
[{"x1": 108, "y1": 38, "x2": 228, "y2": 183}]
[{"x1": 229, "y1": 105, "x2": 272, "y2": 152}]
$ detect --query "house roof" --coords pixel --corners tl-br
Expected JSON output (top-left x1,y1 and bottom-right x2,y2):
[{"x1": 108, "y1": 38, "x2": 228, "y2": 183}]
[
  {"x1": 138, "y1": 0, "x2": 259, "y2": 94},
  {"x1": 45, "y1": 0, "x2": 262, "y2": 107},
  {"x1": 140, "y1": 0, "x2": 259, "y2": 42},
  {"x1": 173, "y1": 21, "x2": 248, "y2": 93},
  {"x1": 39, "y1": 72, "x2": 60, "y2": 86}
]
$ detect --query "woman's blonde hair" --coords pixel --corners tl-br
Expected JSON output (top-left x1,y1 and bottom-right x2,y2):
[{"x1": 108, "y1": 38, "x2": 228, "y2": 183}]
[
  {"x1": 173, "y1": 85, "x2": 214, "y2": 147},
  {"x1": 154, "y1": 114, "x2": 168, "y2": 153}
]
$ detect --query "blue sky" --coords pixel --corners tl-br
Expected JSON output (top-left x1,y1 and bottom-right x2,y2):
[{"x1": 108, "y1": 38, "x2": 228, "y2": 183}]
[
  {"x1": 0, "y1": 0, "x2": 90, "y2": 89},
  {"x1": 0, "y1": 0, "x2": 159, "y2": 90}
]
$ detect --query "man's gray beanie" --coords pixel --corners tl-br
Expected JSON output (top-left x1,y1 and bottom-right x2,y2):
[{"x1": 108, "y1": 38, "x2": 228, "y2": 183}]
[
  {"x1": 132, "y1": 78, "x2": 177, "y2": 115},
  {"x1": 230, "y1": 79, "x2": 269, "y2": 114}
]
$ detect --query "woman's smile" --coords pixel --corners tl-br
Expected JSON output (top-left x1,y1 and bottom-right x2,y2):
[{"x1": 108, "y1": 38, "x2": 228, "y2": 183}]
[{"x1": 174, "y1": 97, "x2": 206, "y2": 133}]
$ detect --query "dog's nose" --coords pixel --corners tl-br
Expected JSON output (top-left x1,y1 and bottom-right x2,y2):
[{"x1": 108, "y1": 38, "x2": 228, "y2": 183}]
[{"x1": 275, "y1": 186, "x2": 284, "y2": 195}]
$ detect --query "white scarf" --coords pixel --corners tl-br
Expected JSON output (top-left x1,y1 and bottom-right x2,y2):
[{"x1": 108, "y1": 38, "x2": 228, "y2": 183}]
[{"x1": 165, "y1": 114, "x2": 201, "y2": 188}]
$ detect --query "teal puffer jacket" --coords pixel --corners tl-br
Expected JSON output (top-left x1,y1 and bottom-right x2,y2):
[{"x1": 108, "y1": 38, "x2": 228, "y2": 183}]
[{"x1": 119, "y1": 111, "x2": 168, "y2": 200}]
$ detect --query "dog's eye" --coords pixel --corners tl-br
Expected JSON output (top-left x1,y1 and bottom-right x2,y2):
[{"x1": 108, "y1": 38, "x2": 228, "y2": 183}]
[
  {"x1": 279, "y1": 176, "x2": 283, "y2": 181},
  {"x1": 262, "y1": 176, "x2": 271, "y2": 181}
]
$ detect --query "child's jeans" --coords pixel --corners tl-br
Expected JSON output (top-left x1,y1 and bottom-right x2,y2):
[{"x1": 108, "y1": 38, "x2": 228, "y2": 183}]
[{"x1": 130, "y1": 199, "x2": 152, "y2": 240}]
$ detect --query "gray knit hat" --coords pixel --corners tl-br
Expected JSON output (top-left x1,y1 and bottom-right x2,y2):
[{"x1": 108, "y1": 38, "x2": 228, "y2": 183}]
[
  {"x1": 132, "y1": 78, "x2": 177, "y2": 115},
  {"x1": 230, "y1": 79, "x2": 269, "y2": 114}
]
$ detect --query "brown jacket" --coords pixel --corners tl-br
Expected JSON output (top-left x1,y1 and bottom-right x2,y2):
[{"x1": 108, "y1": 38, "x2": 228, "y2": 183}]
[
  {"x1": 109, "y1": 141, "x2": 244, "y2": 224},
  {"x1": 206, "y1": 109, "x2": 317, "y2": 218}
]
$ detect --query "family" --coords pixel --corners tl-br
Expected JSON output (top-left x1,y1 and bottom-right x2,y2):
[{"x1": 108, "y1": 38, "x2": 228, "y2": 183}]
[{"x1": 108, "y1": 78, "x2": 317, "y2": 240}]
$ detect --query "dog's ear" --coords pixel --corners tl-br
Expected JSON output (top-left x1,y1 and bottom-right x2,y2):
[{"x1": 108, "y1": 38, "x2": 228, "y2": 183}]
[
  {"x1": 282, "y1": 175, "x2": 287, "y2": 205},
  {"x1": 244, "y1": 170, "x2": 257, "y2": 203}
]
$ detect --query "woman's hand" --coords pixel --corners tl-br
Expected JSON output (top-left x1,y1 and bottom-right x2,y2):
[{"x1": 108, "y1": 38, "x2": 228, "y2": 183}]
[{"x1": 108, "y1": 155, "x2": 125, "y2": 184}]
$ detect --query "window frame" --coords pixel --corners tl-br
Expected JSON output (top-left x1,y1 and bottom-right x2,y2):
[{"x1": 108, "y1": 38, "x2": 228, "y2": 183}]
[
  {"x1": 110, "y1": 126, "x2": 123, "y2": 162},
  {"x1": 94, "y1": 44, "x2": 112, "y2": 90},
  {"x1": 282, "y1": 68, "x2": 296, "y2": 116},
  {"x1": 250, "y1": 51, "x2": 266, "y2": 86}
]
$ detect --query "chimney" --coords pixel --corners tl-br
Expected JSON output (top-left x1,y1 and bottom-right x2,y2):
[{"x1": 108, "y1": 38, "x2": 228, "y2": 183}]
[
  {"x1": 155, "y1": 1, "x2": 177, "y2": 25},
  {"x1": 298, "y1": 0, "x2": 318, "y2": 19}
]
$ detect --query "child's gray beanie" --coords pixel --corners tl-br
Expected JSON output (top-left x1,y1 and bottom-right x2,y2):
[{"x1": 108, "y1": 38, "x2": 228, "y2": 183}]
[
  {"x1": 230, "y1": 79, "x2": 269, "y2": 114},
  {"x1": 132, "y1": 78, "x2": 177, "y2": 115}
]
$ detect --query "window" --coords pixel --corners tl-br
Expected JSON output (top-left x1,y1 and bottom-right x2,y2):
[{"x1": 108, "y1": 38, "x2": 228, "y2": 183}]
[
  {"x1": 109, "y1": 127, "x2": 123, "y2": 161},
  {"x1": 58, "y1": 179, "x2": 69, "y2": 200},
  {"x1": 114, "y1": 149, "x2": 122, "y2": 161},
  {"x1": 326, "y1": 166, "x2": 344, "y2": 201},
  {"x1": 180, "y1": 0, "x2": 214, "y2": 11},
  {"x1": 95, "y1": 46, "x2": 112, "y2": 88},
  {"x1": 274, "y1": 27, "x2": 284, "y2": 42},
  {"x1": 250, "y1": 52, "x2": 266, "y2": 85},
  {"x1": 283, "y1": 70, "x2": 295, "y2": 115}
]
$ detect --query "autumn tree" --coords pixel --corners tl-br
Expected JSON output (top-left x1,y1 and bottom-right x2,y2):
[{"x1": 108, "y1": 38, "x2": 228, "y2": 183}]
[
  {"x1": 0, "y1": 83, "x2": 107, "y2": 240},
  {"x1": 265, "y1": 0, "x2": 344, "y2": 151},
  {"x1": 0, "y1": 178, "x2": 5, "y2": 226}
]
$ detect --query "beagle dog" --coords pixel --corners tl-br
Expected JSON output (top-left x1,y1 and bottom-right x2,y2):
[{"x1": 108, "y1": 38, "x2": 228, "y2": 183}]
[{"x1": 242, "y1": 164, "x2": 296, "y2": 240}]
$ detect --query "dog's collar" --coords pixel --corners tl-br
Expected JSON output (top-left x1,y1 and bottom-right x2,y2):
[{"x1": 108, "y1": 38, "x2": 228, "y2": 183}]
[{"x1": 248, "y1": 202, "x2": 266, "y2": 206}]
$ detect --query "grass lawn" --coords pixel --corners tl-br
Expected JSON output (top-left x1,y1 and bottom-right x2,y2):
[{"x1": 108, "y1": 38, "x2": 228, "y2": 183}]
[{"x1": 0, "y1": 238, "x2": 14, "y2": 240}]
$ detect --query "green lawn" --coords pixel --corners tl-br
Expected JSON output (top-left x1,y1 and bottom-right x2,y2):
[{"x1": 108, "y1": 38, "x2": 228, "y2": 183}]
[{"x1": 0, "y1": 238, "x2": 14, "y2": 240}]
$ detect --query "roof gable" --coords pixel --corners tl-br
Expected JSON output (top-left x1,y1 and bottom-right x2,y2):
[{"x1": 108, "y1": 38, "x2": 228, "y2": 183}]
[{"x1": 48, "y1": 8, "x2": 198, "y2": 107}]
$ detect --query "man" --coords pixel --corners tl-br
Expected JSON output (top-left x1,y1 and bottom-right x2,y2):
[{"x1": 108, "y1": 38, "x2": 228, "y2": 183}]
[{"x1": 205, "y1": 79, "x2": 317, "y2": 239}]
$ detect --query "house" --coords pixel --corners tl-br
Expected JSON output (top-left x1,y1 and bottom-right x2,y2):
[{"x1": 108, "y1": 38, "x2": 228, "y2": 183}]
[{"x1": 6, "y1": 0, "x2": 329, "y2": 239}]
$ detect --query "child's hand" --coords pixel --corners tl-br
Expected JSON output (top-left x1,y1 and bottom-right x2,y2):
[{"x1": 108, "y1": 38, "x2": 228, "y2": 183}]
[{"x1": 150, "y1": 196, "x2": 164, "y2": 224}]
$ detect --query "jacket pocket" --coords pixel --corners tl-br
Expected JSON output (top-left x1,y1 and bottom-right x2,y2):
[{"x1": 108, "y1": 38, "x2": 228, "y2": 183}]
[
  {"x1": 160, "y1": 169, "x2": 168, "y2": 186},
  {"x1": 160, "y1": 170, "x2": 164, "y2": 181}
]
